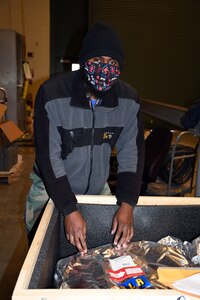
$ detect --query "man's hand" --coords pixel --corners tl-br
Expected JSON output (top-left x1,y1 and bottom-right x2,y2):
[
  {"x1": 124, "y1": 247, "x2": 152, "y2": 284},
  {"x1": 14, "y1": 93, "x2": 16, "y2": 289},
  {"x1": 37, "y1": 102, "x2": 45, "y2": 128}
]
[
  {"x1": 64, "y1": 210, "x2": 87, "y2": 255},
  {"x1": 111, "y1": 202, "x2": 134, "y2": 248}
]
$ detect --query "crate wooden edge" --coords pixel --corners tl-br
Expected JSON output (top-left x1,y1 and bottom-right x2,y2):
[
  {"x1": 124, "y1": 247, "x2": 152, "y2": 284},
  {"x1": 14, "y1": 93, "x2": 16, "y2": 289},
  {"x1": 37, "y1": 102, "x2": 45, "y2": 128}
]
[
  {"x1": 13, "y1": 201, "x2": 54, "y2": 293},
  {"x1": 76, "y1": 195, "x2": 200, "y2": 206},
  {"x1": 12, "y1": 287, "x2": 199, "y2": 300}
]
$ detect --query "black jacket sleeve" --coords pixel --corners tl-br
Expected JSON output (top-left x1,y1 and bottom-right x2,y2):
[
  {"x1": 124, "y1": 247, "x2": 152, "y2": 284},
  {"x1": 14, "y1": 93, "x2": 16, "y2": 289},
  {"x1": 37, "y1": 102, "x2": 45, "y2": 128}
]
[
  {"x1": 115, "y1": 101, "x2": 145, "y2": 207},
  {"x1": 34, "y1": 85, "x2": 77, "y2": 216}
]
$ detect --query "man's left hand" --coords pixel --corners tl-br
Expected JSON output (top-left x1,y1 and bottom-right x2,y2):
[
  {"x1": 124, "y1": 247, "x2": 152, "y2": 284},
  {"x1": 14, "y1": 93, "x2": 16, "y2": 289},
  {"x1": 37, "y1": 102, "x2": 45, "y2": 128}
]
[{"x1": 111, "y1": 202, "x2": 134, "y2": 248}]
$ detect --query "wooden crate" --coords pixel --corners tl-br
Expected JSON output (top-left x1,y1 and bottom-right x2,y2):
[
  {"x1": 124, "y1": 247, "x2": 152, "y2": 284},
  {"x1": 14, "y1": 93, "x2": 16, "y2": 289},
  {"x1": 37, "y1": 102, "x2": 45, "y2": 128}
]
[{"x1": 12, "y1": 196, "x2": 200, "y2": 300}]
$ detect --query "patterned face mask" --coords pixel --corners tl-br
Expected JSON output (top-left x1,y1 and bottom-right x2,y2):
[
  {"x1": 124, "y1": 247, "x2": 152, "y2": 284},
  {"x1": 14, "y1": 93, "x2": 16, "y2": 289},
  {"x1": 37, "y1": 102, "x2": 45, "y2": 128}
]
[{"x1": 84, "y1": 61, "x2": 120, "y2": 92}]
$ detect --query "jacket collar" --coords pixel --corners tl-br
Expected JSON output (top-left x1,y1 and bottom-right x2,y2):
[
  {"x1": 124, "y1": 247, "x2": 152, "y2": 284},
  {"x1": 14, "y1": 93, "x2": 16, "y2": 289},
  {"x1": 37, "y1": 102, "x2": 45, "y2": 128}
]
[{"x1": 70, "y1": 69, "x2": 119, "y2": 109}]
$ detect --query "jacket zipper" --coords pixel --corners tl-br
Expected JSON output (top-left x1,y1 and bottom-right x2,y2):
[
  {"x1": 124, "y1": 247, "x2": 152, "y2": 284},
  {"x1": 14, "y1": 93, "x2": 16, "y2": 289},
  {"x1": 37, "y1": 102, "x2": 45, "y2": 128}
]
[{"x1": 84, "y1": 103, "x2": 95, "y2": 194}]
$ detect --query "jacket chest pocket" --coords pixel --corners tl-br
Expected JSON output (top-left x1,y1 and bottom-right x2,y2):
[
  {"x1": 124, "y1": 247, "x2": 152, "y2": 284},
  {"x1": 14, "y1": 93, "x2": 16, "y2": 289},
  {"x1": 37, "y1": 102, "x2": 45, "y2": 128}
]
[{"x1": 58, "y1": 127, "x2": 87, "y2": 159}]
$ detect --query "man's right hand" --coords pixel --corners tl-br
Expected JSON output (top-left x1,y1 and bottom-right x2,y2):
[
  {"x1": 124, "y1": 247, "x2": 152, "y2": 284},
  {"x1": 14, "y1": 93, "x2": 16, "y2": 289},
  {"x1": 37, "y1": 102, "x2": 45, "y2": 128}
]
[{"x1": 64, "y1": 211, "x2": 87, "y2": 255}]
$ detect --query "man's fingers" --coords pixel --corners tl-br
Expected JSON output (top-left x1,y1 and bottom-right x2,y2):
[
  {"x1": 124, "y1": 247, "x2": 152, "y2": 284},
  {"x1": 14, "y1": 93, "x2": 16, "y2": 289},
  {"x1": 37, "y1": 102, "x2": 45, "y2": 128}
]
[
  {"x1": 122, "y1": 227, "x2": 133, "y2": 248},
  {"x1": 69, "y1": 234, "x2": 75, "y2": 246},
  {"x1": 113, "y1": 223, "x2": 124, "y2": 245},
  {"x1": 111, "y1": 218, "x2": 117, "y2": 235},
  {"x1": 79, "y1": 235, "x2": 87, "y2": 254},
  {"x1": 64, "y1": 211, "x2": 87, "y2": 254},
  {"x1": 114, "y1": 224, "x2": 134, "y2": 248},
  {"x1": 74, "y1": 229, "x2": 87, "y2": 254},
  {"x1": 83, "y1": 226, "x2": 87, "y2": 240},
  {"x1": 129, "y1": 226, "x2": 134, "y2": 241}
]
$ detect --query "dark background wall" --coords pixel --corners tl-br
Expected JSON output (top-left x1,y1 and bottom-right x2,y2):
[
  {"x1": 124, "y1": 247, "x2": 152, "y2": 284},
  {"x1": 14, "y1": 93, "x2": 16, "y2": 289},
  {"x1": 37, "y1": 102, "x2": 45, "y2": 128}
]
[
  {"x1": 50, "y1": 0, "x2": 200, "y2": 108},
  {"x1": 50, "y1": 0, "x2": 88, "y2": 74}
]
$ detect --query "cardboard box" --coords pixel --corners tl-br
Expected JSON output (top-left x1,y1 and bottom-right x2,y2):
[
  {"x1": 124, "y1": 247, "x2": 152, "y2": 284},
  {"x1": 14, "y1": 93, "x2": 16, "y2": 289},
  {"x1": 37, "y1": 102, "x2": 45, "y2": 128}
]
[
  {"x1": 0, "y1": 104, "x2": 23, "y2": 143},
  {"x1": 0, "y1": 103, "x2": 23, "y2": 172},
  {"x1": 0, "y1": 120, "x2": 23, "y2": 143},
  {"x1": 12, "y1": 196, "x2": 200, "y2": 300}
]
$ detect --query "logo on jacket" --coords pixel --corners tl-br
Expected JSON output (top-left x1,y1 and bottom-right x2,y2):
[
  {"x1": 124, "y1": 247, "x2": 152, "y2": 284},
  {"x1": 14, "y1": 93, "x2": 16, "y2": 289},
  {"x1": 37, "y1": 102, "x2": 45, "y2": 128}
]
[{"x1": 103, "y1": 131, "x2": 114, "y2": 140}]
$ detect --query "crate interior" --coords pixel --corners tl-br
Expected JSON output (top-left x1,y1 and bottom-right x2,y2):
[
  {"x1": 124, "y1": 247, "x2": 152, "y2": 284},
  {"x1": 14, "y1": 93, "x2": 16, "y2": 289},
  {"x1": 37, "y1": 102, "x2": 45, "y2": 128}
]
[{"x1": 28, "y1": 203, "x2": 200, "y2": 289}]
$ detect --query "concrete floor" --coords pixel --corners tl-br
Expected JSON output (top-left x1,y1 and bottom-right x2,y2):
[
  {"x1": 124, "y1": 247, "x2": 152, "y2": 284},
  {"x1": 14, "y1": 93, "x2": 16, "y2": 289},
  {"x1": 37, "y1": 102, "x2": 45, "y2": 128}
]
[{"x1": 0, "y1": 146, "x2": 35, "y2": 300}]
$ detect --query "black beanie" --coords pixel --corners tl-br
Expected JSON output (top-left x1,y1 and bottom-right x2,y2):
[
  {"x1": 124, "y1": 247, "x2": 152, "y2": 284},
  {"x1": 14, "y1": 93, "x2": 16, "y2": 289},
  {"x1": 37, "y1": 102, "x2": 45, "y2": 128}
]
[{"x1": 79, "y1": 22, "x2": 125, "y2": 69}]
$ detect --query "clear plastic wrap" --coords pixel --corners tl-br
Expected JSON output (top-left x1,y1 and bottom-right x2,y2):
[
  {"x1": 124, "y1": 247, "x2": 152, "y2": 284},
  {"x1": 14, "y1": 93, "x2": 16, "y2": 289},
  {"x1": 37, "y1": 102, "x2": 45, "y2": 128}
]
[
  {"x1": 54, "y1": 236, "x2": 200, "y2": 289},
  {"x1": 158, "y1": 235, "x2": 200, "y2": 266}
]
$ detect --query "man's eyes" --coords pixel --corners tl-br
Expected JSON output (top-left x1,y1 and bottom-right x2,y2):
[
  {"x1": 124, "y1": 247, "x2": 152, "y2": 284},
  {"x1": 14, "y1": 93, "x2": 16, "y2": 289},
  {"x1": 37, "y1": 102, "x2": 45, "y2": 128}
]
[
  {"x1": 109, "y1": 60, "x2": 118, "y2": 66},
  {"x1": 93, "y1": 58, "x2": 101, "y2": 63},
  {"x1": 92, "y1": 58, "x2": 118, "y2": 66}
]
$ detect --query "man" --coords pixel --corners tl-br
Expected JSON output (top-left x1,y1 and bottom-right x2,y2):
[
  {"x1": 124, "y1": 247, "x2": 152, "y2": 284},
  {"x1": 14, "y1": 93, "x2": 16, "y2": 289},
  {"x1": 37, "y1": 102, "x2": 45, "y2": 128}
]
[{"x1": 25, "y1": 22, "x2": 145, "y2": 254}]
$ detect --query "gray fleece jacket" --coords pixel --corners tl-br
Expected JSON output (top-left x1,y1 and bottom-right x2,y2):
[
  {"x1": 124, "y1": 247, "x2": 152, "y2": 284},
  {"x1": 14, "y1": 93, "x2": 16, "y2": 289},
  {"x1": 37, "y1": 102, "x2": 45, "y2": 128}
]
[{"x1": 33, "y1": 69, "x2": 144, "y2": 216}]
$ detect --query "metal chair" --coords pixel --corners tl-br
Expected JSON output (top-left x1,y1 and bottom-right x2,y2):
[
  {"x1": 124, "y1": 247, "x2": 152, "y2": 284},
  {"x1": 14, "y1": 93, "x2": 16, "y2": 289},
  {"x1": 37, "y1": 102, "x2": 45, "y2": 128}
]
[{"x1": 145, "y1": 131, "x2": 199, "y2": 196}]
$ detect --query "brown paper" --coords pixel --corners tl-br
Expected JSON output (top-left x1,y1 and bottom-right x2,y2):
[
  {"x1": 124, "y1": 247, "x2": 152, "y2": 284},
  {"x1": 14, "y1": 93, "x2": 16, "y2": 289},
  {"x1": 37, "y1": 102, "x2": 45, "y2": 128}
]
[{"x1": 0, "y1": 120, "x2": 23, "y2": 142}]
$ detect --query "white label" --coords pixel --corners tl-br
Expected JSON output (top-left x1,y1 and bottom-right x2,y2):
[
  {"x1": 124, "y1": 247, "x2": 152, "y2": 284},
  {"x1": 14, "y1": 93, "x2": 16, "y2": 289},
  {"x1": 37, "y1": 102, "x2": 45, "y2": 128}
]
[{"x1": 109, "y1": 255, "x2": 135, "y2": 271}]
